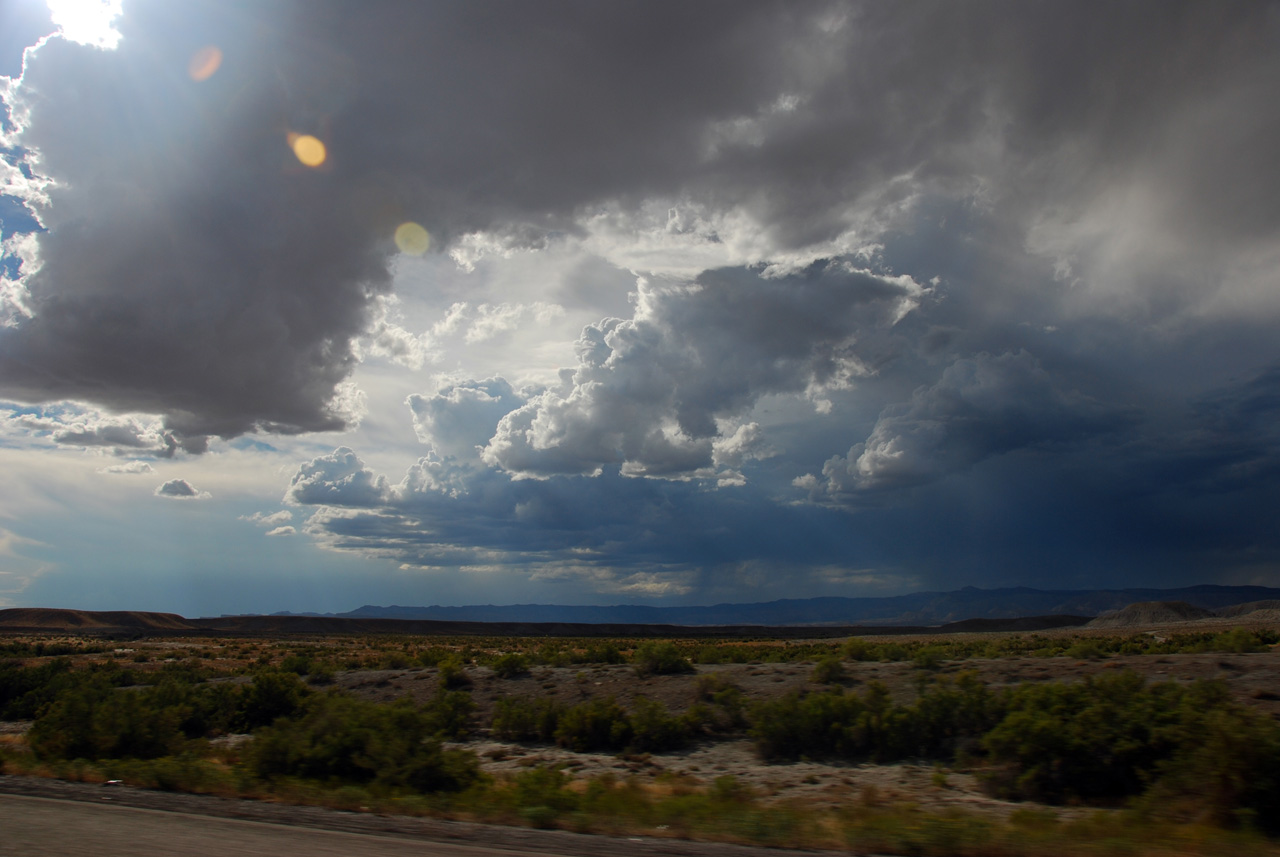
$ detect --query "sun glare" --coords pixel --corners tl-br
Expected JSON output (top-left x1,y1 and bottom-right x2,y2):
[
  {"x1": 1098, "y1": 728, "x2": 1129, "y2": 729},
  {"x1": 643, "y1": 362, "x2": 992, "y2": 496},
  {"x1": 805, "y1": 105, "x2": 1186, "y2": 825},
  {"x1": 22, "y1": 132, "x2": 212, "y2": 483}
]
[
  {"x1": 394, "y1": 221, "x2": 431, "y2": 255},
  {"x1": 45, "y1": 0, "x2": 123, "y2": 49},
  {"x1": 288, "y1": 133, "x2": 327, "y2": 168},
  {"x1": 188, "y1": 46, "x2": 222, "y2": 82}
]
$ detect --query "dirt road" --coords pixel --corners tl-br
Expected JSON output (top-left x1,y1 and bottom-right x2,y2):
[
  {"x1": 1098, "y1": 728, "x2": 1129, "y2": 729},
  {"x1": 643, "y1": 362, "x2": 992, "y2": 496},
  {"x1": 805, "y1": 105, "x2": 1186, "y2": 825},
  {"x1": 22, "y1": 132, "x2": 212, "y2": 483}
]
[
  {"x1": 0, "y1": 794, "x2": 550, "y2": 857},
  {"x1": 0, "y1": 783, "x2": 833, "y2": 857}
]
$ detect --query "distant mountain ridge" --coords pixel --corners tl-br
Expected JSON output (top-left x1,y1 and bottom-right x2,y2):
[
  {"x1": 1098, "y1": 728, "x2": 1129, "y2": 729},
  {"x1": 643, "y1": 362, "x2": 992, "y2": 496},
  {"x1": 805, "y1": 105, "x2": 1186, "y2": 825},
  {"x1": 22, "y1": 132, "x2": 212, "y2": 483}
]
[{"x1": 275, "y1": 584, "x2": 1280, "y2": 627}]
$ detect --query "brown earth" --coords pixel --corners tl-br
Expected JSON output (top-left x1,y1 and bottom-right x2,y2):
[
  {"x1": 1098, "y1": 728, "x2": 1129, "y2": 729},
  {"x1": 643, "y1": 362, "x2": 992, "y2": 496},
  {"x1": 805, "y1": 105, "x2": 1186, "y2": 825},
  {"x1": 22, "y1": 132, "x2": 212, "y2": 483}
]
[
  {"x1": 0, "y1": 608, "x2": 195, "y2": 632},
  {"x1": 321, "y1": 633, "x2": 1280, "y2": 820},
  {"x1": 4, "y1": 615, "x2": 1280, "y2": 830},
  {"x1": 1086, "y1": 601, "x2": 1213, "y2": 627},
  {"x1": 0, "y1": 607, "x2": 1089, "y2": 638}
]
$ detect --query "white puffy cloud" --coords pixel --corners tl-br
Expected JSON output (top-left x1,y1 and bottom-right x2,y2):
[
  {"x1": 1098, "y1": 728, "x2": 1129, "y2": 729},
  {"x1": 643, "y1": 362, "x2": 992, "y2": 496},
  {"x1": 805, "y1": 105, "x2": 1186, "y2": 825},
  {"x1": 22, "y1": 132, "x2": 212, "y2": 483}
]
[
  {"x1": 284, "y1": 447, "x2": 389, "y2": 507},
  {"x1": 407, "y1": 378, "x2": 523, "y2": 462},
  {"x1": 358, "y1": 296, "x2": 437, "y2": 370},
  {"x1": 154, "y1": 478, "x2": 208, "y2": 500},
  {"x1": 3, "y1": 402, "x2": 181, "y2": 456},
  {"x1": 241, "y1": 510, "x2": 293, "y2": 527},
  {"x1": 265, "y1": 525, "x2": 296, "y2": 537},
  {"x1": 483, "y1": 263, "x2": 921, "y2": 479},
  {"x1": 99, "y1": 460, "x2": 153, "y2": 475}
]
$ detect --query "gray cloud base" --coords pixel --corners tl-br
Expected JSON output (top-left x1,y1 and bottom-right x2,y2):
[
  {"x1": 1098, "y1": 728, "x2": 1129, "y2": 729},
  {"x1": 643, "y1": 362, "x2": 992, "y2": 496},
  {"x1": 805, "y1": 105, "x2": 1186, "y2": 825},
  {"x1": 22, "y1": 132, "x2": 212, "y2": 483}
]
[{"x1": 5, "y1": 1, "x2": 1276, "y2": 444}]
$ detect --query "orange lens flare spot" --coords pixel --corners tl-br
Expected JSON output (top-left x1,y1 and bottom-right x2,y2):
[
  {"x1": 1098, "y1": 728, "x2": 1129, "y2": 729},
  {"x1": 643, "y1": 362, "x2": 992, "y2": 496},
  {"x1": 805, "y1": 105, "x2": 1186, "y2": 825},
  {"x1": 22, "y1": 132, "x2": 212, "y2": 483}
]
[
  {"x1": 289, "y1": 133, "x2": 327, "y2": 168},
  {"x1": 188, "y1": 46, "x2": 222, "y2": 81},
  {"x1": 394, "y1": 221, "x2": 431, "y2": 255}
]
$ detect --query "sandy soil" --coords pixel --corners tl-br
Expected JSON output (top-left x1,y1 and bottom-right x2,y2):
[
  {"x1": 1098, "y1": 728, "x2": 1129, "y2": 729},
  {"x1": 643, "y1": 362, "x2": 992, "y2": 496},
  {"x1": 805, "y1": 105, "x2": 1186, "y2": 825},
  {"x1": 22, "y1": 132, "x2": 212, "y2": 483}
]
[{"x1": 5, "y1": 620, "x2": 1278, "y2": 826}]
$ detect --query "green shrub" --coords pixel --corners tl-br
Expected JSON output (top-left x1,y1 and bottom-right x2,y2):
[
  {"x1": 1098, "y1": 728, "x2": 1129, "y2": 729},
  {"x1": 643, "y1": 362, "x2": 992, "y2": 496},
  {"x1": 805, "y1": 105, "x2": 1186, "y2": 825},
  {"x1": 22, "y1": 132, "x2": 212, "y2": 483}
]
[
  {"x1": 750, "y1": 673, "x2": 998, "y2": 764},
  {"x1": 689, "y1": 673, "x2": 746, "y2": 734},
  {"x1": 911, "y1": 647, "x2": 945, "y2": 671},
  {"x1": 307, "y1": 663, "x2": 336, "y2": 685},
  {"x1": 843, "y1": 639, "x2": 876, "y2": 661},
  {"x1": 492, "y1": 696, "x2": 563, "y2": 743},
  {"x1": 489, "y1": 653, "x2": 530, "y2": 679},
  {"x1": 1063, "y1": 641, "x2": 1105, "y2": 659},
  {"x1": 380, "y1": 651, "x2": 413, "y2": 670},
  {"x1": 422, "y1": 689, "x2": 475, "y2": 740},
  {"x1": 279, "y1": 654, "x2": 312, "y2": 675},
  {"x1": 237, "y1": 671, "x2": 308, "y2": 731},
  {"x1": 1143, "y1": 704, "x2": 1280, "y2": 831},
  {"x1": 534, "y1": 644, "x2": 573, "y2": 667},
  {"x1": 28, "y1": 684, "x2": 182, "y2": 761},
  {"x1": 578, "y1": 643, "x2": 625, "y2": 665},
  {"x1": 417, "y1": 648, "x2": 449, "y2": 668},
  {"x1": 437, "y1": 657, "x2": 472, "y2": 689},
  {"x1": 1207, "y1": 628, "x2": 1266, "y2": 654},
  {"x1": 877, "y1": 643, "x2": 909, "y2": 662},
  {"x1": 249, "y1": 693, "x2": 479, "y2": 793},
  {"x1": 981, "y1": 672, "x2": 1238, "y2": 805},
  {"x1": 555, "y1": 696, "x2": 632, "y2": 751},
  {"x1": 627, "y1": 697, "x2": 691, "y2": 753},
  {"x1": 811, "y1": 656, "x2": 847, "y2": 685},
  {"x1": 632, "y1": 642, "x2": 695, "y2": 677},
  {"x1": 513, "y1": 766, "x2": 579, "y2": 827}
]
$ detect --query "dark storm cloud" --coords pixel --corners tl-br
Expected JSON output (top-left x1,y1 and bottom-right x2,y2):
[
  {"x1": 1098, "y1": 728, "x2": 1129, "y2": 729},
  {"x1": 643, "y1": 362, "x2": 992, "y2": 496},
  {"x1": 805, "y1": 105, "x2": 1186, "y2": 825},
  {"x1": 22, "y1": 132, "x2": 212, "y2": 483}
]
[
  {"x1": 1, "y1": 0, "x2": 1277, "y2": 597},
  {"x1": 289, "y1": 359, "x2": 1280, "y2": 592},
  {"x1": 3, "y1": 0, "x2": 1274, "y2": 451},
  {"x1": 288, "y1": 446, "x2": 862, "y2": 597},
  {"x1": 809, "y1": 350, "x2": 1131, "y2": 497},
  {"x1": 0, "y1": 0, "x2": 825, "y2": 444}
]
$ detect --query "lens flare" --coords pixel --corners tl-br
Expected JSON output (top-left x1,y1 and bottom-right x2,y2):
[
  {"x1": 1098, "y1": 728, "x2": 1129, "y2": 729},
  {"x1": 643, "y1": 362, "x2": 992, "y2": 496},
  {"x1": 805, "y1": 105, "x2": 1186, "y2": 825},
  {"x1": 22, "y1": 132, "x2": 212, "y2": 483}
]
[
  {"x1": 288, "y1": 133, "x2": 327, "y2": 168},
  {"x1": 394, "y1": 221, "x2": 431, "y2": 255},
  {"x1": 188, "y1": 46, "x2": 222, "y2": 81}
]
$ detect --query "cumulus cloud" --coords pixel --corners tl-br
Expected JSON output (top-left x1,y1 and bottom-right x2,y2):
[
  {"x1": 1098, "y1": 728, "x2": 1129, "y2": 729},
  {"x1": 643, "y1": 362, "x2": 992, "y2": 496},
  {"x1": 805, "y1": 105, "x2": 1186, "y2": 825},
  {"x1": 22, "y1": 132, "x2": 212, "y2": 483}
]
[
  {"x1": 265, "y1": 525, "x2": 296, "y2": 537},
  {"x1": 407, "y1": 378, "x2": 524, "y2": 462},
  {"x1": 483, "y1": 262, "x2": 920, "y2": 479},
  {"x1": 154, "y1": 478, "x2": 209, "y2": 500},
  {"x1": 3, "y1": 403, "x2": 181, "y2": 456},
  {"x1": 807, "y1": 351, "x2": 1129, "y2": 497},
  {"x1": 284, "y1": 447, "x2": 389, "y2": 506}
]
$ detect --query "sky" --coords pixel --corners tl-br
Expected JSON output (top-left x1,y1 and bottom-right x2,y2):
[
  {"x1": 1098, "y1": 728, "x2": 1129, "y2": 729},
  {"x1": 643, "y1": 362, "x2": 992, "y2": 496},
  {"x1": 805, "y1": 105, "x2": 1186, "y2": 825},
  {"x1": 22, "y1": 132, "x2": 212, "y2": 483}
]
[{"x1": 1, "y1": 0, "x2": 1279, "y2": 617}]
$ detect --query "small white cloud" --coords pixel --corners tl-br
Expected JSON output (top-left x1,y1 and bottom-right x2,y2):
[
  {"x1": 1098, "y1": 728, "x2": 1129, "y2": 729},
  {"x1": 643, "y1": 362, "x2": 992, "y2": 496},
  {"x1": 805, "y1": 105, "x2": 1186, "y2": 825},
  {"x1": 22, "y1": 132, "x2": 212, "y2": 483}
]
[
  {"x1": 99, "y1": 460, "x2": 154, "y2": 474},
  {"x1": 464, "y1": 302, "x2": 564, "y2": 344},
  {"x1": 265, "y1": 525, "x2": 296, "y2": 537},
  {"x1": 154, "y1": 479, "x2": 210, "y2": 500},
  {"x1": 241, "y1": 510, "x2": 293, "y2": 527},
  {"x1": 358, "y1": 295, "x2": 438, "y2": 369}
]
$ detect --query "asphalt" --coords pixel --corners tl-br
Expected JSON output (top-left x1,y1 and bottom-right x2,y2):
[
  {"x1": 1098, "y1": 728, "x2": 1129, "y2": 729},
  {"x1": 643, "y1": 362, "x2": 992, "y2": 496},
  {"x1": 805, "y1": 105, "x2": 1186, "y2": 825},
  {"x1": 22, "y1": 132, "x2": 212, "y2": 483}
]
[{"x1": 0, "y1": 777, "x2": 848, "y2": 857}]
